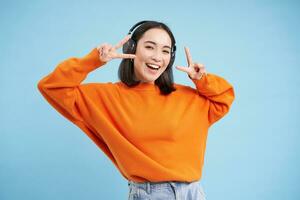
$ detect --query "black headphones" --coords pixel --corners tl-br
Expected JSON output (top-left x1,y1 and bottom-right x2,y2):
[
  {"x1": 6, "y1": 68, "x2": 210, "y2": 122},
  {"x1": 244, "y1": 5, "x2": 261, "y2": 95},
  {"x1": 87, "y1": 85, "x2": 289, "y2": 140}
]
[{"x1": 122, "y1": 20, "x2": 176, "y2": 68}]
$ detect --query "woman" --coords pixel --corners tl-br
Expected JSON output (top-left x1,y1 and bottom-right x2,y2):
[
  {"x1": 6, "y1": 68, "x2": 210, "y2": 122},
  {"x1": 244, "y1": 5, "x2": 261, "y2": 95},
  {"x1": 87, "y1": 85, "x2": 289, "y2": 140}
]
[{"x1": 38, "y1": 20, "x2": 235, "y2": 200}]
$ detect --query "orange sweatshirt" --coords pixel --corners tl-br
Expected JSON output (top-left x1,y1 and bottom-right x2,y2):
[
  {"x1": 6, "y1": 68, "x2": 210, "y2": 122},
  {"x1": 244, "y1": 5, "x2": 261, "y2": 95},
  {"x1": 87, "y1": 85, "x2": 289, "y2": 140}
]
[{"x1": 38, "y1": 48, "x2": 235, "y2": 183}]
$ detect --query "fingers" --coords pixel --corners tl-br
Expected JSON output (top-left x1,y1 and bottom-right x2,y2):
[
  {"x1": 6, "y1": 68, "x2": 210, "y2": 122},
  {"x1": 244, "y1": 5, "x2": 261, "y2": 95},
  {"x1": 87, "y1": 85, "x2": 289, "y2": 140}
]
[
  {"x1": 176, "y1": 47, "x2": 207, "y2": 78},
  {"x1": 114, "y1": 53, "x2": 136, "y2": 59},
  {"x1": 175, "y1": 66, "x2": 192, "y2": 74},
  {"x1": 184, "y1": 47, "x2": 193, "y2": 67},
  {"x1": 102, "y1": 43, "x2": 112, "y2": 56},
  {"x1": 113, "y1": 35, "x2": 131, "y2": 50},
  {"x1": 176, "y1": 63, "x2": 207, "y2": 79},
  {"x1": 195, "y1": 63, "x2": 207, "y2": 75}
]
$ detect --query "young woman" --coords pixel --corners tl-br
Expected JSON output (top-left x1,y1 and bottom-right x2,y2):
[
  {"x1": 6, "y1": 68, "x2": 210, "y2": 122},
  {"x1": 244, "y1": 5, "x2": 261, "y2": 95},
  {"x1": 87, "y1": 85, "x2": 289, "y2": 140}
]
[{"x1": 38, "y1": 20, "x2": 235, "y2": 200}]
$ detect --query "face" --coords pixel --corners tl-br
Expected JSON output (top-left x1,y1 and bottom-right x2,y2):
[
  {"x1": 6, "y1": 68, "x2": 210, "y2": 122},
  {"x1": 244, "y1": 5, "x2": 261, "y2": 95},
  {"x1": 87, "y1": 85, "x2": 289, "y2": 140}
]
[{"x1": 133, "y1": 28, "x2": 172, "y2": 84}]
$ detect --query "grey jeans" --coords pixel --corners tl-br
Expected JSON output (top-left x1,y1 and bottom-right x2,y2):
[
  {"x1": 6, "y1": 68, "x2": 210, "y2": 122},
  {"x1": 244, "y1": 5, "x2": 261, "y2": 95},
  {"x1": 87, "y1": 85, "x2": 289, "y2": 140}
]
[{"x1": 128, "y1": 179, "x2": 207, "y2": 200}]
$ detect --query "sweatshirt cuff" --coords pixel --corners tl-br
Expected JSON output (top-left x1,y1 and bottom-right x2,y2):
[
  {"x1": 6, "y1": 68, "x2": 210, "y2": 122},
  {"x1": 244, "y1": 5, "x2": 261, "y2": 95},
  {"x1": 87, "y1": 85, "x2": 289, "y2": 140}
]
[
  {"x1": 78, "y1": 48, "x2": 106, "y2": 72},
  {"x1": 191, "y1": 73, "x2": 207, "y2": 90}
]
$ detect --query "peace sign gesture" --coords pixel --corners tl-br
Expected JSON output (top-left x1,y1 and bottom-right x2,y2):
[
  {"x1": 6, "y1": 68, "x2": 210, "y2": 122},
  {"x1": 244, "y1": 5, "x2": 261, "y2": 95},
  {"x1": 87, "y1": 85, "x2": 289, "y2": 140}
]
[
  {"x1": 176, "y1": 47, "x2": 207, "y2": 80},
  {"x1": 96, "y1": 35, "x2": 136, "y2": 63}
]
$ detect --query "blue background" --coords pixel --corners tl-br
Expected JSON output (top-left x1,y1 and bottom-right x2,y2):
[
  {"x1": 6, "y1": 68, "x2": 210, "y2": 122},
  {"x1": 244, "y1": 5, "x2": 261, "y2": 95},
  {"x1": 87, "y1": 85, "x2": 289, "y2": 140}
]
[{"x1": 1, "y1": 0, "x2": 299, "y2": 199}]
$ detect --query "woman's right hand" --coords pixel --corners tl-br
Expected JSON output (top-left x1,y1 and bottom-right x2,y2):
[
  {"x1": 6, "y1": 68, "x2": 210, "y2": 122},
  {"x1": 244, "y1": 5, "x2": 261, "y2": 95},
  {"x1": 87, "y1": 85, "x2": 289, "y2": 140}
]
[{"x1": 96, "y1": 35, "x2": 136, "y2": 63}]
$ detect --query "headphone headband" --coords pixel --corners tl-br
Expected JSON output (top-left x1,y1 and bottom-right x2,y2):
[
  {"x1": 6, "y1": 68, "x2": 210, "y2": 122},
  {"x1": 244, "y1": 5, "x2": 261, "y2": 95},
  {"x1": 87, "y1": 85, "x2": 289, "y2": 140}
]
[
  {"x1": 127, "y1": 20, "x2": 176, "y2": 50},
  {"x1": 128, "y1": 20, "x2": 153, "y2": 35}
]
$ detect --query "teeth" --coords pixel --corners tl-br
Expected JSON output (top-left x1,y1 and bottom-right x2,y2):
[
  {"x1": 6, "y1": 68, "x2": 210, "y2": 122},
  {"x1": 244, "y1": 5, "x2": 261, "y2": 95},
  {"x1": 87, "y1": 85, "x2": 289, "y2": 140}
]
[{"x1": 147, "y1": 64, "x2": 160, "y2": 69}]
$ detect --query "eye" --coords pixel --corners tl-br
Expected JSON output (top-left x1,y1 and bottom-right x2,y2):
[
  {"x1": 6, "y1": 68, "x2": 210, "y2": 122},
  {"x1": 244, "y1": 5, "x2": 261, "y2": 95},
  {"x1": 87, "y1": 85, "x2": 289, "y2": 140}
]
[
  {"x1": 145, "y1": 46, "x2": 154, "y2": 49},
  {"x1": 163, "y1": 50, "x2": 170, "y2": 54}
]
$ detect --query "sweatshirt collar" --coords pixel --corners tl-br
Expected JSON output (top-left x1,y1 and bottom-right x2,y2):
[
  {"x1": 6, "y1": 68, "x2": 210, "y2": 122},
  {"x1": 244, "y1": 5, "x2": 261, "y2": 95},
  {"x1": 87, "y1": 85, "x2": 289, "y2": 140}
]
[{"x1": 118, "y1": 81, "x2": 159, "y2": 91}]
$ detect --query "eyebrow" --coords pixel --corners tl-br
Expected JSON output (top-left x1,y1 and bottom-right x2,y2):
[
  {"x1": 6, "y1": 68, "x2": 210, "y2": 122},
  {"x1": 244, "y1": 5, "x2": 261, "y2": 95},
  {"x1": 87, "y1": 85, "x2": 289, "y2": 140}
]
[{"x1": 144, "y1": 41, "x2": 171, "y2": 49}]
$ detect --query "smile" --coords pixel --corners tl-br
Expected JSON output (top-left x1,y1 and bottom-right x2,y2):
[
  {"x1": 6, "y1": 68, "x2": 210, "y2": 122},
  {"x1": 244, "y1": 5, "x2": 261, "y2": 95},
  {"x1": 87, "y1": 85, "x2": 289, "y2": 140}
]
[{"x1": 146, "y1": 63, "x2": 160, "y2": 70}]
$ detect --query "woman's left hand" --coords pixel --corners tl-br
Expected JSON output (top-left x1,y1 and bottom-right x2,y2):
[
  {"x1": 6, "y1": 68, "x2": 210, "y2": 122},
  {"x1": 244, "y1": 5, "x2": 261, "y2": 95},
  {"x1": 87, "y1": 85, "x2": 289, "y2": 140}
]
[{"x1": 175, "y1": 47, "x2": 207, "y2": 80}]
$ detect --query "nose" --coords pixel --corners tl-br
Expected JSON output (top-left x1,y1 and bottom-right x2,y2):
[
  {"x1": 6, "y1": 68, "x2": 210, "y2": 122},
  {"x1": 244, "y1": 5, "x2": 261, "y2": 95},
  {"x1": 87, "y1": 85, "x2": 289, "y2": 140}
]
[{"x1": 151, "y1": 51, "x2": 163, "y2": 63}]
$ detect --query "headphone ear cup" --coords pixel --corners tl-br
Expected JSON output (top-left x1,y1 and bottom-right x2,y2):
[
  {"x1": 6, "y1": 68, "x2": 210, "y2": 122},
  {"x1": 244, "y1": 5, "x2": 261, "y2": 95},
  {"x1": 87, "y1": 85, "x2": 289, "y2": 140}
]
[
  {"x1": 168, "y1": 47, "x2": 176, "y2": 67},
  {"x1": 122, "y1": 38, "x2": 136, "y2": 54},
  {"x1": 169, "y1": 55, "x2": 174, "y2": 67}
]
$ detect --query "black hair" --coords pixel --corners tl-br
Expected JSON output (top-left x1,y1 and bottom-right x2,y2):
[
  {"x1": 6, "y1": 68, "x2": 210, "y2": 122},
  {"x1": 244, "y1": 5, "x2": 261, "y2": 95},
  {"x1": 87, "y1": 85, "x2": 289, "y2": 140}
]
[{"x1": 118, "y1": 21, "x2": 176, "y2": 95}]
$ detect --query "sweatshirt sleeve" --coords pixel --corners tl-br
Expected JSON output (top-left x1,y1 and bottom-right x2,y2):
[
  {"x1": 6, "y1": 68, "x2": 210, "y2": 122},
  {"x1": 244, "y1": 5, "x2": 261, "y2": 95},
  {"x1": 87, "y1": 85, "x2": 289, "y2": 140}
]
[
  {"x1": 37, "y1": 48, "x2": 106, "y2": 125},
  {"x1": 191, "y1": 73, "x2": 235, "y2": 126}
]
